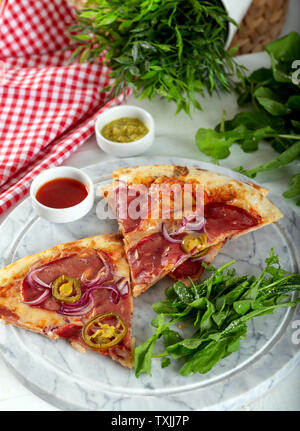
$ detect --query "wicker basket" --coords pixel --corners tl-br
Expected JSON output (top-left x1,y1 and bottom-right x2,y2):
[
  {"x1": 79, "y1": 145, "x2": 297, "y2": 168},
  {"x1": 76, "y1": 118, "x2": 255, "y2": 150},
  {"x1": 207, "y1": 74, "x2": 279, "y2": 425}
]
[
  {"x1": 229, "y1": 0, "x2": 289, "y2": 55},
  {"x1": 67, "y1": 0, "x2": 289, "y2": 55}
]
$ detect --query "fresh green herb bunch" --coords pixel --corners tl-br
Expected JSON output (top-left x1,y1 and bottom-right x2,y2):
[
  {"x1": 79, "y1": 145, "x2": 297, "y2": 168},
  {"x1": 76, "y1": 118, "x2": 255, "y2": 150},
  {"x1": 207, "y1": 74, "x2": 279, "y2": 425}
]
[
  {"x1": 195, "y1": 32, "x2": 300, "y2": 205},
  {"x1": 67, "y1": 0, "x2": 244, "y2": 114},
  {"x1": 135, "y1": 248, "x2": 300, "y2": 377}
]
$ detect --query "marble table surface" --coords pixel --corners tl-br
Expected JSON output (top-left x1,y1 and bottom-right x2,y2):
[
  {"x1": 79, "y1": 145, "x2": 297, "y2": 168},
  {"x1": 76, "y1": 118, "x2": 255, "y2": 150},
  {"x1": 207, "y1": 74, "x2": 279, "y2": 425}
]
[{"x1": 0, "y1": 1, "x2": 299, "y2": 411}]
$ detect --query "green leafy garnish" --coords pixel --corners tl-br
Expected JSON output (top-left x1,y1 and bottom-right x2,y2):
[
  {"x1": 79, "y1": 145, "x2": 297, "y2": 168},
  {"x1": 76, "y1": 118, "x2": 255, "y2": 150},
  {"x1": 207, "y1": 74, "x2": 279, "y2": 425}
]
[
  {"x1": 67, "y1": 0, "x2": 245, "y2": 115},
  {"x1": 194, "y1": 32, "x2": 300, "y2": 204},
  {"x1": 134, "y1": 249, "x2": 300, "y2": 377}
]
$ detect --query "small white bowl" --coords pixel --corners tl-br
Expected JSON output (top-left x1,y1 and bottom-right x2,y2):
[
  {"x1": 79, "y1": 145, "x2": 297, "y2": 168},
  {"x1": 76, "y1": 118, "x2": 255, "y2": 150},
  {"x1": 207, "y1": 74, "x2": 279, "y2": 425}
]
[
  {"x1": 30, "y1": 166, "x2": 94, "y2": 223},
  {"x1": 95, "y1": 105, "x2": 155, "y2": 157}
]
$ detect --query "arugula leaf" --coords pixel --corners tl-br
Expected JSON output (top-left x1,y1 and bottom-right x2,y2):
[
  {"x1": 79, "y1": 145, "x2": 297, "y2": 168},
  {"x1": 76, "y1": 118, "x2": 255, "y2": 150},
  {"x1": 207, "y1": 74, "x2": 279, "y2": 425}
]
[
  {"x1": 195, "y1": 122, "x2": 292, "y2": 161},
  {"x1": 134, "y1": 334, "x2": 160, "y2": 377},
  {"x1": 173, "y1": 281, "x2": 197, "y2": 304},
  {"x1": 152, "y1": 299, "x2": 177, "y2": 315},
  {"x1": 179, "y1": 339, "x2": 228, "y2": 376},
  {"x1": 233, "y1": 300, "x2": 252, "y2": 315},
  {"x1": 162, "y1": 328, "x2": 183, "y2": 349},
  {"x1": 179, "y1": 324, "x2": 247, "y2": 376},
  {"x1": 134, "y1": 248, "x2": 300, "y2": 377},
  {"x1": 134, "y1": 314, "x2": 166, "y2": 377}
]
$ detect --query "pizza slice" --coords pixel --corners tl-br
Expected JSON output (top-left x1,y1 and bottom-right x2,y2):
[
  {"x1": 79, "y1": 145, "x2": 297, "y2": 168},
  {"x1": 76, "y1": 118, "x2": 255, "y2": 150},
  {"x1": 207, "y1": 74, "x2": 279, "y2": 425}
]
[
  {"x1": 101, "y1": 164, "x2": 283, "y2": 297},
  {"x1": 0, "y1": 234, "x2": 134, "y2": 368}
]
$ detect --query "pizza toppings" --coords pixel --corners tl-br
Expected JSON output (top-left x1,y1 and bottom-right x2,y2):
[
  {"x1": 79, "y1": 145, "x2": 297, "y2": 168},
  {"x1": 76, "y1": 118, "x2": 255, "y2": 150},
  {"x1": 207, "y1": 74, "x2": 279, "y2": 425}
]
[
  {"x1": 59, "y1": 290, "x2": 96, "y2": 317},
  {"x1": 22, "y1": 249, "x2": 129, "y2": 315},
  {"x1": 191, "y1": 246, "x2": 211, "y2": 260},
  {"x1": 55, "y1": 324, "x2": 83, "y2": 340},
  {"x1": 161, "y1": 213, "x2": 206, "y2": 244},
  {"x1": 52, "y1": 275, "x2": 82, "y2": 304},
  {"x1": 204, "y1": 202, "x2": 259, "y2": 240},
  {"x1": 170, "y1": 242, "x2": 225, "y2": 286},
  {"x1": 171, "y1": 258, "x2": 205, "y2": 279},
  {"x1": 129, "y1": 229, "x2": 208, "y2": 287},
  {"x1": 181, "y1": 233, "x2": 207, "y2": 255},
  {"x1": 127, "y1": 232, "x2": 189, "y2": 285},
  {"x1": 59, "y1": 278, "x2": 129, "y2": 317},
  {"x1": 24, "y1": 252, "x2": 105, "y2": 295},
  {"x1": 161, "y1": 223, "x2": 182, "y2": 244},
  {"x1": 23, "y1": 288, "x2": 51, "y2": 306},
  {"x1": 26, "y1": 264, "x2": 54, "y2": 291},
  {"x1": 82, "y1": 312, "x2": 128, "y2": 350}
]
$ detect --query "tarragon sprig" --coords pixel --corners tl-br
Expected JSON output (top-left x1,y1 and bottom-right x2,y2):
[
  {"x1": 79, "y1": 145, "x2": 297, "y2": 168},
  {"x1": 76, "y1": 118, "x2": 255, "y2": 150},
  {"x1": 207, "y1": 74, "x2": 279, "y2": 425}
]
[{"x1": 67, "y1": 0, "x2": 245, "y2": 115}]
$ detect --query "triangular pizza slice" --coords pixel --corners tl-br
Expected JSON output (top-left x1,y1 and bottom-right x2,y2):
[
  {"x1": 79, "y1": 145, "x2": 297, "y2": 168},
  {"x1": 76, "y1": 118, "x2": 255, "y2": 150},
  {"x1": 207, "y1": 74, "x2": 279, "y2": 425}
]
[
  {"x1": 101, "y1": 165, "x2": 283, "y2": 297},
  {"x1": 0, "y1": 234, "x2": 134, "y2": 368}
]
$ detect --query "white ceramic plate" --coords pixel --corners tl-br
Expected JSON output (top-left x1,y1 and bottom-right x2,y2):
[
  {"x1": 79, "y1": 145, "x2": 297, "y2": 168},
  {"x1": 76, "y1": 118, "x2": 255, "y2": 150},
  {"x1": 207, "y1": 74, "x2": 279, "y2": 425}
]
[{"x1": 0, "y1": 156, "x2": 299, "y2": 411}]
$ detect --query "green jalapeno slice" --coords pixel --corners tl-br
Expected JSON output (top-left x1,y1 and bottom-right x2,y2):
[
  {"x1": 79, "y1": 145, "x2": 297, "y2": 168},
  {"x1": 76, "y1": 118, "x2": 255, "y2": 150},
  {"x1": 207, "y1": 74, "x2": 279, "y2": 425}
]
[
  {"x1": 181, "y1": 233, "x2": 207, "y2": 255},
  {"x1": 52, "y1": 275, "x2": 82, "y2": 304},
  {"x1": 82, "y1": 312, "x2": 127, "y2": 350}
]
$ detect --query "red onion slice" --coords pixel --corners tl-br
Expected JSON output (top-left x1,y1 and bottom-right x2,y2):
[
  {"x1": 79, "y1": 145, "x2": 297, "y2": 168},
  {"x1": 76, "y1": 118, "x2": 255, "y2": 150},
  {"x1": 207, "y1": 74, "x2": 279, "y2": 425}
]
[
  {"x1": 173, "y1": 254, "x2": 191, "y2": 269},
  {"x1": 61, "y1": 290, "x2": 90, "y2": 310},
  {"x1": 62, "y1": 282, "x2": 122, "y2": 314},
  {"x1": 25, "y1": 256, "x2": 76, "y2": 291},
  {"x1": 60, "y1": 281, "x2": 122, "y2": 315},
  {"x1": 171, "y1": 246, "x2": 199, "y2": 270},
  {"x1": 162, "y1": 215, "x2": 206, "y2": 245},
  {"x1": 185, "y1": 217, "x2": 205, "y2": 231},
  {"x1": 23, "y1": 289, "x2": 51, "y2": 306},
  {"x1": 170, "y1": 217, "x2": 187, "y2": 235},
  {"x1": 59, "y1": 296, "x2": 95, "y2": 317},
  {"x1": 162, "y1": 223, "x2": 182, "y2": 243},
  {"x1": 26, "y1": 267, "x2": 52, "y2": 291}
]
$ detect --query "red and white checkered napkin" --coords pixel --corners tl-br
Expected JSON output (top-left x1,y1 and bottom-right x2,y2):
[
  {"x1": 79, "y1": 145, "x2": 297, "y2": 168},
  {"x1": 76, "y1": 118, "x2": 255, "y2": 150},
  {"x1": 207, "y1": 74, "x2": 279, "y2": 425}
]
[{"x1": 0, "y1": 0, "x2": 127, "y2": 214}]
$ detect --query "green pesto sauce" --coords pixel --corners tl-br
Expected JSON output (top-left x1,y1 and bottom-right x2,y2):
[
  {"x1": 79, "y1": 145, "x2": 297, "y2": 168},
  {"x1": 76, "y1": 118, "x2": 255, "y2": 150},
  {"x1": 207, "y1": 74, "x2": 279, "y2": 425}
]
[{"x1": 101, "y1": 117, "x2": 149, "y2": 143}]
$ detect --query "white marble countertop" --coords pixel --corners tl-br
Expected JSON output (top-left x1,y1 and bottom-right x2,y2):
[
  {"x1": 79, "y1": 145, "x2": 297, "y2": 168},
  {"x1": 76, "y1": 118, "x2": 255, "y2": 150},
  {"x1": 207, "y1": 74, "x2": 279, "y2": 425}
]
[{"x1": 0, "y1": 1, "x2": 299, "y2": 411}]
